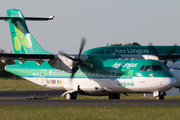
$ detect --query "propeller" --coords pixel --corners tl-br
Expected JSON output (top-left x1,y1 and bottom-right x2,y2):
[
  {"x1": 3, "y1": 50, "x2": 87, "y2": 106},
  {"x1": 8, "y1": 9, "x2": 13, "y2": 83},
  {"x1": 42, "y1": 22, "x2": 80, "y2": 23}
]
[
  {"x1": 149, "y1": 43, "x2": 177, "y2": 64},
  {"x1": 60, "y1": 38, "x2": 91, "y2": 79}
]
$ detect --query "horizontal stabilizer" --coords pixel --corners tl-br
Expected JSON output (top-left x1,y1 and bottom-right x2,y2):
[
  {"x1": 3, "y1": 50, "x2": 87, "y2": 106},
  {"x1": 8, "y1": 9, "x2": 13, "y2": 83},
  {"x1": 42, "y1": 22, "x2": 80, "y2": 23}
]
[
  {"x1": 24, "y1": 16, "x2": 54, "y2": 20},
  {"x1": 0, "y1": 17, "x2": 20, "y2": 21},
  {"x1": 0, "y1": 53, "x2": 56, "y2": 59},
  {"x1": 0, "y1": 16, "x2": 54, "y2": 21}
]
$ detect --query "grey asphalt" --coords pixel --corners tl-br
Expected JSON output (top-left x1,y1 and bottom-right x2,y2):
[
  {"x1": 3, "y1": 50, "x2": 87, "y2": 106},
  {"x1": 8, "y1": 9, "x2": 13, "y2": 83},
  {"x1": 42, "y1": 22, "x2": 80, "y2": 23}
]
[
  {"x1": 0, "y1": 99, "x2": 180, "y2": 106},
  {"x1": 0, "y1": 91, "x2": 180, "y2": 106}
]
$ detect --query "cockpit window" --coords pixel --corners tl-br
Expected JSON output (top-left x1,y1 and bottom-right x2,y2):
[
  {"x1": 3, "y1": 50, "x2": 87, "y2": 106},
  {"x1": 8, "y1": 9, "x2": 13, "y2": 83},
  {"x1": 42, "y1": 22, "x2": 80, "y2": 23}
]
[
  {"x1": 144, "y1": 65, "x2": 152, "y2": 71},
  {"x1": 162, "y1": 65, "x2": 169, "y2": 71},
  {"x1": 139, "y1": 65, "x2": 145, "y2": 71},
  {"x1": 152, "y1": 65, "x2": 163, "y2": 71}
]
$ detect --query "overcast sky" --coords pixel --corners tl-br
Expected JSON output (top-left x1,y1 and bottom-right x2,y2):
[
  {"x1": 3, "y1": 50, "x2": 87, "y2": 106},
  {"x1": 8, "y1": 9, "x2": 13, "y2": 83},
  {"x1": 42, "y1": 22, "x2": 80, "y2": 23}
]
[{"x1": 0, "y1": 0, "x2": 180, "y2": 54}]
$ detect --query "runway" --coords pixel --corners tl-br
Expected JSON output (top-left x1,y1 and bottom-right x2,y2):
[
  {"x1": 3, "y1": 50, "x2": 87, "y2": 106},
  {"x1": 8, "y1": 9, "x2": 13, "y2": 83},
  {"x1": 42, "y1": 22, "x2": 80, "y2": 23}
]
[
  {"x1": 1, "y1": 99, "x2": 180, "y2": 106},
  {"x1": 0, "y1": 90, "x2": 64, "y2": 100},
  {"x1": 0, "y1": 91, "x2": 180, "y2": 106}
]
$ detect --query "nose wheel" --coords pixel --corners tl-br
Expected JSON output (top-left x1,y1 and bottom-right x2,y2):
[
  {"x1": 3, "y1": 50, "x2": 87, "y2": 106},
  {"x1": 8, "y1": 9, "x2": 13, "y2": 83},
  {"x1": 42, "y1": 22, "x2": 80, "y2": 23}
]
[
  {"x1": 156, "y1": 92, "x2": 165, "y2": 100},
  {"x1": 109, "y1": 93, "x2": 120, "y2": 100}
]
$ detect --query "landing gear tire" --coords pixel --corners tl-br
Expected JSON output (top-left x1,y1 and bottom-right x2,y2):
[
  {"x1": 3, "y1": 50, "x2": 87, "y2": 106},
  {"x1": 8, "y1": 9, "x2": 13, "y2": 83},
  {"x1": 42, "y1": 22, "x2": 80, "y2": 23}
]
[
  {"x1": 65, "y1": 92, "x2": 78, "y2": 100},
  {"x1": 66, "y1": 93, "x2": 71, "y2": 100},
  {"x1": 156, "y1": 92, "x2": 165, "y2": 100},
  {"x1": 109, "y1": 93, "x2": 120, "y2": 100}
]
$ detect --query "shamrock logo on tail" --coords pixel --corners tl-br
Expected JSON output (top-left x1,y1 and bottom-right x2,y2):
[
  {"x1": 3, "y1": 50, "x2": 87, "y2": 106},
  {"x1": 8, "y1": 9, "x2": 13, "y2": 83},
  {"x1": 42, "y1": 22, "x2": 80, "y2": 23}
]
[{"x1": 14, "y1": 21, "x2": 32, "y2": 54}]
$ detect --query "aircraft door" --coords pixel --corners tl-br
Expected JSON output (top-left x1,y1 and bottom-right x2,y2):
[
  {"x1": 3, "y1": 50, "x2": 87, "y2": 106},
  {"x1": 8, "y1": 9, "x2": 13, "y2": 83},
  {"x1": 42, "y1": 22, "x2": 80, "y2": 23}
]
[
  {"x1": 110, "y1": 68, "x2": 117, "y2": 80},
  {"x1": 106, "y1": 68, "x2": 119, "y2": 90},
  {"x1": 41, "y1": 69, "x2": 47, "y2": 86}
]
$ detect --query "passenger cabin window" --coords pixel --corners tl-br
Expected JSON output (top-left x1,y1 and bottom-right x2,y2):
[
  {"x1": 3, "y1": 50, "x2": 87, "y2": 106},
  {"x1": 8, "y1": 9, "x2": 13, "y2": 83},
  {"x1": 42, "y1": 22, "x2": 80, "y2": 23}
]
[
  {"x1": 80, "y1": 71, "x2": 83, "y2": 75},
  {"x1": 49, "y1": 70, "x2": 52, "y2": 75},
  {"x1": 112, "y1": 70, "x2": 115, "y2": 76},
  {"x1": 88, "y1": 70, "x2": 91, "y2": 75},
  {"x1": 152, "y1": 65, "x2": 163, "y2": 71},
  {"x1": 84, "y1": 70, "x2": 87, "y2": 75},
  {"x1": 100, "y1": 70, "x2": 103, "y2": 75},
  {"x1": 104, "y1": 70, "x2": 107, "y2": 75},
  {"x1": 116, "y1": 70, "x2": 119, "y2": 76},
  {"x1": 139, "y1": 65, "x2": 145, "y2": 71},
  {"x1": 76, "y1": 70, "x2": 79, "y2": 75},
  {"x1": 108, "y1": 70, "x2": 111, "y2": 76},
  {"x1": 57, "y1": 70, "x2": 59, "y2": 75},
  {"x1": 53, "y1": 70, "x2": 55, "y2": 75},
  {"x1": 144, "y1": 65, "x2": 152, "y2": 71},
  {"x1": 92, "y1": 70, "x2": 95, "y2": 75},
  {"x1": 96, "y1": 70, "x2": 99, "y2": 75}
]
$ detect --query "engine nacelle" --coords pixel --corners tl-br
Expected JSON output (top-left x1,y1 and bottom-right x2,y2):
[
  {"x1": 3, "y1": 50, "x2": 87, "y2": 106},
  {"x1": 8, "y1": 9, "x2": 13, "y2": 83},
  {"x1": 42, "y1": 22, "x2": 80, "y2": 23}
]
[
  {"x1": 48, "y1": 55, "x2": 74, "y2": 73},
  {"x1": 142, "y1": 55, "x2": 159, "y2": 60}
]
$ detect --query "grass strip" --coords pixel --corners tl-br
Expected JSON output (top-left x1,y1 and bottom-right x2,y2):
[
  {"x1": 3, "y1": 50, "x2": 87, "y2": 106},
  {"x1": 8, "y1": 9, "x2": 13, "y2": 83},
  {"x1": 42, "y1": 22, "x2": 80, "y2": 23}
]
[
  {"x1": 0, "y1": 78, "x2": 50, "y2": 91},
  {"x1": 0, "y1": 106, "x2": 179, "y2": 120}
]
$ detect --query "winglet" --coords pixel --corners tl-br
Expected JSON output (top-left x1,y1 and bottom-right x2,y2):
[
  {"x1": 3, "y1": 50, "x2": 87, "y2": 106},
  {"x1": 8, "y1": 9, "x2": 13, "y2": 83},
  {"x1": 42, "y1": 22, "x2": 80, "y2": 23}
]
[{"x1": 49, "y1": 16, "x2": 54, "y2": 20}]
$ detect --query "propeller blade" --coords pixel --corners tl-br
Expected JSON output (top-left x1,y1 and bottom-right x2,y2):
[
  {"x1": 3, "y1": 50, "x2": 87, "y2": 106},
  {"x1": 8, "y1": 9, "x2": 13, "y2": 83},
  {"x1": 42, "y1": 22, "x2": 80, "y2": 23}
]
[
  {"x1": 149, "y1": 43, "x2": 160, "y2": 59},
  {"x1": 165, "y1": 44, "x2": 177, "y2": 59},
  {"x1": 78, "y1": 38, "x2": 86, "y2": 58},
  {"x1": 71, "y1": 72, "x2": 75, "y2": 79},
  {"x1": 148, "y1": 43, "x2": 178, "y2": 65},
  {"x1": 59, "y1": 38, "x2": 90, "y2": 79},
  {"x1": 123, "y1": 93, "x2": 128, "y2": 96},
  {"x1": 71, "y1": 67, "x2": 78, "y2": 79}
]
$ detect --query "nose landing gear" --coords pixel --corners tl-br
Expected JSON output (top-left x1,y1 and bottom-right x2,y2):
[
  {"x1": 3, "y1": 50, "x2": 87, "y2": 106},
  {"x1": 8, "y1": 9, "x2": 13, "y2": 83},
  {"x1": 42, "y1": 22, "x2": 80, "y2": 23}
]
[
  {"x1": 109, "y1": 93, "x2": 120, "y2": 100},
  {"x1": 156, "y1": 92, "x2": 166, "y2": 100}
]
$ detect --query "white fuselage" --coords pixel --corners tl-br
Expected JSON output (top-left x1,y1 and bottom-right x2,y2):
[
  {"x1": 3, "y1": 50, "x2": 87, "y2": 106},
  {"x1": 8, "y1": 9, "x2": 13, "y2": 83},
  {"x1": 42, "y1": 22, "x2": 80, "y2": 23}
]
[{"x1": 24, "y1": 76, "x2": 176, "y2": 96}]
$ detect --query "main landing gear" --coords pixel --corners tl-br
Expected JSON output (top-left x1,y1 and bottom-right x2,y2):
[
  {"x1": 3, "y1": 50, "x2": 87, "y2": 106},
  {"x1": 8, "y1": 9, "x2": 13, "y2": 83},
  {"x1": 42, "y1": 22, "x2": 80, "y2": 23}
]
[
  {"x1": 109, "y1": 93, "x2": 120, "y2": 100},
  {"x1": 65, "y1": 92, "x2": 78, "y2": 100},
  {"x1": 65, "y1": 93, "x2": 121, "y2": 100}
]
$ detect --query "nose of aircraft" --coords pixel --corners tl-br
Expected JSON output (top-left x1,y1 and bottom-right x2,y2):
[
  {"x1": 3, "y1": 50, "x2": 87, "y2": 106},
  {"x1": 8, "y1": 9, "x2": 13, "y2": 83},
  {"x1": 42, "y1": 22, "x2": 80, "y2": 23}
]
[{"x1": 162, "y1": 77, "x2": 176, "y2": 91}]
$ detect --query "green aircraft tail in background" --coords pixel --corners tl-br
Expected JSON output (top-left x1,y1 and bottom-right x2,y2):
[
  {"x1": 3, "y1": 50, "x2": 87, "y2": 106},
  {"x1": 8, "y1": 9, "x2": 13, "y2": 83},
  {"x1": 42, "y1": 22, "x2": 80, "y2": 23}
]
[{"x1": 6, "y1": 9, "x2": 51, "y2": 54}]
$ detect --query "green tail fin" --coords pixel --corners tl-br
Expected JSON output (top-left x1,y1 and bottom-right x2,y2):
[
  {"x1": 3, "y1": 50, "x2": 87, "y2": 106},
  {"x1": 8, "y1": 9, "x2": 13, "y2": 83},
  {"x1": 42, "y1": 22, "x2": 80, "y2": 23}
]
[{"x1": 7, "y1": 9, "x2": 51, "y2": 54}]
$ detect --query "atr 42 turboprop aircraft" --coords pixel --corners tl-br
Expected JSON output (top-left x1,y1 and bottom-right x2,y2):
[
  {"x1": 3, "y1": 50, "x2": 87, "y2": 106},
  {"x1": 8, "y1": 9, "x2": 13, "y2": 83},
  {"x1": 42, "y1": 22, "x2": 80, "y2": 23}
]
[{"x1": 0, "y1": 9, "x2": 176, "y2": 100}]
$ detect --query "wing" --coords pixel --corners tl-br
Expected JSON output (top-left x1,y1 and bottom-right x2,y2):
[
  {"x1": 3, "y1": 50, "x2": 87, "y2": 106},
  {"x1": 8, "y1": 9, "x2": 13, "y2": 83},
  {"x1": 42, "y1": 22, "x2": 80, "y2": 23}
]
[
  {"x1": 0, "y1": 53, "x2": 89, "y2": 66},
  {"x1": 0, "y1": 53, "x2": 57, "y2": 65}
]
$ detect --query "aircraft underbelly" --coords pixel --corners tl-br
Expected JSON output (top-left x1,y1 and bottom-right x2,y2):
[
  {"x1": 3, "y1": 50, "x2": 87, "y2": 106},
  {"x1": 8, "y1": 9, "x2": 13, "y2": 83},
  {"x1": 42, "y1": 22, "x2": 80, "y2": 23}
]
[
  {"x1": 105, "y1": 78, "x2": 132, "y2": 92},
  {"x1": 74, "y1": 79, "x2": 107, "y2": 95},
  {"x1": 103, "y1": 77, "x2": 174, "y2": 93},
  {"x1": 23, "y1": 77, "x2": 66, "y2": 91}
]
